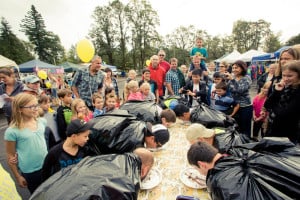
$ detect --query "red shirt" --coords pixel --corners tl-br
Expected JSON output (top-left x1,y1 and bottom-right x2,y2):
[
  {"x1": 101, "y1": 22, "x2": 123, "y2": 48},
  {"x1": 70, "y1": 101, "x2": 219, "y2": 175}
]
[
  {"x1": 148, "y1": 65, "x2": 166, "y2": 96},
  {"x1": 159, "y1": 60, "x2": 170, "y2": 72}
]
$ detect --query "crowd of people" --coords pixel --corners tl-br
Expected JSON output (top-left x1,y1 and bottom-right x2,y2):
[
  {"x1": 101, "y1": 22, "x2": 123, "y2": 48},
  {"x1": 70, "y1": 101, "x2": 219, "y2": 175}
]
[{"x1": 1, "y1": 38, "x2": 300, "y2": 199}]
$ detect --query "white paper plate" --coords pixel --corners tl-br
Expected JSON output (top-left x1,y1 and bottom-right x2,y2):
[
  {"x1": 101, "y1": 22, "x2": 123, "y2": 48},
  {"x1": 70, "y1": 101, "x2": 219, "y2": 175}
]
[
  {"x1": 147, "y1": 146, "x2": 164, "y2": 152},
  {"x1": 140, "y1": 168, "x2": 162, "y2": 190},
  {"x1": 180, "y1": 167, "x2": 206, "y2": 189}
]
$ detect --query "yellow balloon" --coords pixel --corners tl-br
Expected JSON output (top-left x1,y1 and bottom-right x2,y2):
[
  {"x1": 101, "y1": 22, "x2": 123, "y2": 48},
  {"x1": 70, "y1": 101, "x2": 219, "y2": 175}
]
[
  {"x1": 38, "y1": 70, "x2": 47, "y2": 80},
  {"x1": 45, "y1": 81, "x2": 52, "y2": 88},
  {"x1": 76, "y1": 39, "x2": 95, "y2": 63},
  {"x1": 146, "y1": 59, "x2": 151, "y2": 67}
]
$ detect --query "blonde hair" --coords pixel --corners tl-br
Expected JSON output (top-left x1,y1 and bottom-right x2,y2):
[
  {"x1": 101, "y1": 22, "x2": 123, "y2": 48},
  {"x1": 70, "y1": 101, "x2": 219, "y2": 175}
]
[
  {"x1": 282, "y1": 60, "x2": 300, "y2": 87},
  {"x1": 71, "y1": 98, "x2": 87, "y2": 119},
  {"x1": 10, "y1": 93, "x2": 38, "y2": 128},
  {"x1": 127, "y1": 80, "x2": 139, "y2": 91},
  {"x1": 140, "y1": 82, "x2": 150, "y2": 91}
]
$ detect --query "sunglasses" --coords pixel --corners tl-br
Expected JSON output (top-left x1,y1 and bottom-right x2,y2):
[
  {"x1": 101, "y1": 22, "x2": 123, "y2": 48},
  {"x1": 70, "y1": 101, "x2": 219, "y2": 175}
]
[
  {"x1": 219, "y1": 65, "x2": 226, "y2": 68},
  {"x1": 159, "y1": 54, "x2": 165, "y2": 57}
]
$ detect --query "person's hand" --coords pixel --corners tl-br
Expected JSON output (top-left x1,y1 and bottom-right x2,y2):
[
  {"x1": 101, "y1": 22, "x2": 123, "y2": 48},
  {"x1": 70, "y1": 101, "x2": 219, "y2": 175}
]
[
  {"x1": 224, "y1": 72, "x2": 232, "y2": 80},
  {"x1": 9, "y1": 153, "x2": 18, "y2": 164},
  {"x1": 275, "y1": 80, "x2": 285, "y2": 91},
  {"x1": 16, "y1": 175, "x2": 27, "y2": 188},
  {"x1": 260, "y1": 109, "x2": 266, "y2": 118}
]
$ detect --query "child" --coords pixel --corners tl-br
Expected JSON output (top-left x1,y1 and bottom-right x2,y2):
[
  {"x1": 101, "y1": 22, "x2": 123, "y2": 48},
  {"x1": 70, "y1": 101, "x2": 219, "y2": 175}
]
[
  {"x1": 160, "y1": 109, "x2": 176, "y2": 128},
  {"x1": 56, "y1": 89, "x2": 73, "y2": 141},
  {"x1": 190, "y1": 37, "x2": 208, "y2": 65},
  {"x1": 173, "y1": 103, "x2": 191, "y2": 124},
  {"x1": 123, "y1": 69, "x2": 137, "y2": 102},
  {"x1": 4, "y1": 93, "x2": 48, "y2": 194},
  {"x1": 105, "y1": 87, "x2": 120, "y2": 108},
  {"x1": 208, "y1": 72, "x2": 226, "y2": 107},
  {"x1": 139, "y1": 68, "x2": 159, "y2": 103},
  {"x1": 92, "y1": 93, "x2": 104, "y2": 118},
  {"x1": 104, "y1": 94, "x2": 117, "y2": 113},
  {"x1": 213, "y1": 82, "x2": 239, "y2": 117},
  {"x1": 140, "y1": 82, "x2": 155, "y2": 101},
  {"x1": 252, "y1": 83, "x2": 269, "y2": 139},
  {"x1": 180, "y1": 69, "x2": 208, "y2": 107},
  {"x1": 41, "y1": 119, "x2": 93, "y2": 181},
  {"x1": 127, "y1": 80, "x2": 143, "y2": 101},
  {"x1": 38, "y1": 95, "x2": 61, "y2": 149},
  {"x1": 71, "y1": 98, "x2": 93, "y2": 122}
]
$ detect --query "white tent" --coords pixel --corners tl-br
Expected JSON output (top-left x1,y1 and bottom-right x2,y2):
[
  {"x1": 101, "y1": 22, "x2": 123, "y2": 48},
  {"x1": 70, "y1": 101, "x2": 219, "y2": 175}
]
[
  {"x1": 238, "y1": 49, "x2": 266, "y2": 62},
  {"x1": 220, "y1": 50, "x2": 241, "y2": 63},
  {"x1": 0, "y1": 55, "x2": 18, "y2": 68}
]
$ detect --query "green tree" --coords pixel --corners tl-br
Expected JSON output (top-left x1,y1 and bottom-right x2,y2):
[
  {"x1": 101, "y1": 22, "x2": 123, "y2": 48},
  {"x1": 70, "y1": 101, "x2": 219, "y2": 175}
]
[
  {"x1": 0, "y1": 17, "x2": 33, "y2": 64},
  {"x1": 90, "y1": 4, "x2": 117, "y2": 65},
  {"x1": 125, "y1": 0, "x2": 160, "y2": 71},
  {"x1": 285, "y1": 33, "x2": 300, "y2": 46},
  {"x1": 20, "y1": 5, "x2": 65, "y2": 64},
  {"x1": 232, "y1": 19, "x2": 271, "y2": 52},
  {"x1": 263, "y1": 32, "x2": 282, "y2": 52}
]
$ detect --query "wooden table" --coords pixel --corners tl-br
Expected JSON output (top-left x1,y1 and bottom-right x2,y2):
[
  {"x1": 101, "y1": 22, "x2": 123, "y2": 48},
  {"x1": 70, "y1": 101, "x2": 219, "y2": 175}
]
[{"x1": 138, "y1": 122, "x2": 210, "y2": 200}]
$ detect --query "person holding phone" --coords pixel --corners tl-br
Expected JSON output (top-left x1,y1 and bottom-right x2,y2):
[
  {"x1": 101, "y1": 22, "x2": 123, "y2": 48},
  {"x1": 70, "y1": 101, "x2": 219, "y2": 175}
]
[{"x1": 263, "y1": 60, "x2": 300, "y2": 144}]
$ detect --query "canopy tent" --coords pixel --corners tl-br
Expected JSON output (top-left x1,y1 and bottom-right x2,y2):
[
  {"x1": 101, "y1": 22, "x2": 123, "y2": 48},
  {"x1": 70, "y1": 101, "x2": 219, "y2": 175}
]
[
  {"x1": 251, "y1": 46, "x2": 291, "y2": 62},
  {"x1": 238, "y1": 49, "x2": 266, "y2": 62},
  {"x1": 19, "y1": 59, "x2": 63, "y2": 73},
  {"x1": 0, "y1": 55, "x2": 18, "y2": 68},
  {"x1": 60, "y1": 62, "x2": 85, "y2": 72},
  {"x1": 219, "y1": 50, "x2": 241, "y2": 64},
  {"x1": 214, "y1": 53, "x2": 229, "y2": 63}
]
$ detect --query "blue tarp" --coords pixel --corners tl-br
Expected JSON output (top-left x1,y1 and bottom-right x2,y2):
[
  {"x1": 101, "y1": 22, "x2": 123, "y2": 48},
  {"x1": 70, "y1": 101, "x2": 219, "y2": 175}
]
[
  {"x1": 19, "y1": 59, "x2": 62, "y2": 73},
  {"x1": 252, "y1": 46, "x2": 291, "y2": 62}
]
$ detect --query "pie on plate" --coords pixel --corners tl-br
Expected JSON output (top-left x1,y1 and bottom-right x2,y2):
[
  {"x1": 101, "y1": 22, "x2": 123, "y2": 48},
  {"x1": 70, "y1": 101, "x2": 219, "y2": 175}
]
[
  {"x1": 180, "y1": 167, "x2": 206, "y2": 189},
  {"x1": 140, "y1": 168, "x2": 162, "y2": 190}
]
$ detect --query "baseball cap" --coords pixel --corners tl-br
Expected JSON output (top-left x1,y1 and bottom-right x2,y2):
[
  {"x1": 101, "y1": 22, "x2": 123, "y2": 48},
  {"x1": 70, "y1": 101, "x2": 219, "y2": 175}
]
[
  {"x1": 25, "y1": 75, "x2": 40, "y2": 84},
  {"x1": 66, "y1": 119, "x2": 94, "y2": 137},
  {"x1": 186, "y1": 123, "x2": 215, "y2": 143},
  {"x1": 152, "y1": 124, "x2": 170, "y2": 146}
]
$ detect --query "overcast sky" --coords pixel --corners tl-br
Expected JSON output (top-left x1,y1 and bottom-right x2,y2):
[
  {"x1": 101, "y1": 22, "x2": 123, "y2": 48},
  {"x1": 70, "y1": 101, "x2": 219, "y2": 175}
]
[{"x1": 1, "y1": 0, "x2": 300, "y2": 50}]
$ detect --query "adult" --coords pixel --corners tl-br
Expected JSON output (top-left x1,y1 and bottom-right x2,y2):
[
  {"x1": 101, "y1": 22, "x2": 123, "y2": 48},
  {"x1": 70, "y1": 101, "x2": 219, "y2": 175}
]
[
  {"x1": 257, "y1": 63, "x2": 277, "y2": 93},
  {"x1": 0, "y1": 67, "x2": 24, "y2": 124},
  {"x1": 158, "y1": 49, "x2": 170, "y2": 72},
  {"x1": 103, "y1": 67, "x2": 119, "y2": 99},
  {"x1": 165, "y1": 58, "x2": 181, "y2": 96},
  {"x1": 22, "y1": 75, "x2": 44, "y2": 97},
  {"x1": 263, "y1": 60, "x2": 300, "y2": 144},
  {"x1": 268, "y1": 47, "x2": 300, "y2": 95},
  {"x1": 207, "y1": 61, "x2": 216, "y2": 83},
  {"x1": 148, "y1": 55, "x2": 166, "y2": 98},
  {"x1": 226, "y1": 60, "x2": 252, "y2": 137},
  {"x1": 72, "y1": 55, "x2": 105, "y2": 111}
]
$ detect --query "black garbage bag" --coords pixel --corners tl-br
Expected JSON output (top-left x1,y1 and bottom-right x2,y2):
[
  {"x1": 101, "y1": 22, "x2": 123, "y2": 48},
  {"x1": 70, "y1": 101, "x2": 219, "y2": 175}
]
[
  {"x1": 190, "y1": 103, "x2": 235, "y2": 128},
  {"x1": 213, "y1": 126, "x2": 252, "y2": 153},
  {"x1": 30, "y1": 153, "x2": 141, "y2": 200},
  {"x1": 207, "y1": 138, "x2": 300, "y2": 200},
  {"x1": 119, "y1": 100, "x2": 161, "y2": 123},
  {"x1": 160, "y1": 95, "x2": 190, "y2": 109},
  {"x1": 88, "y1": 110, "x2": 146, "y2": 154}
]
